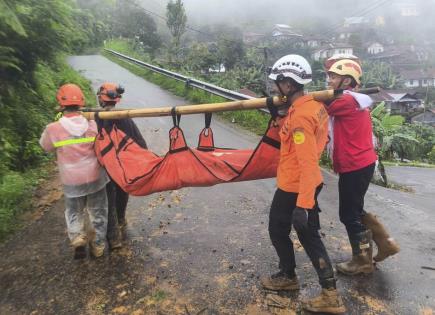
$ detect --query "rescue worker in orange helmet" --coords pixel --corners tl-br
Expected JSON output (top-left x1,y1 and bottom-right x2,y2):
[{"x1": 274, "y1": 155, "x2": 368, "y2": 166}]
[
  {"x1": 95, "y1": 82, "x2": 147, "y2": 249},
  {"x1": 324, "y1": 59, "x2": 399, "y2": 275},
  {"x1": 39, "y1": 84, "x2": 109, "y2": 259},
  {"x1": 261, "y1": 55, "x2": 345, "y2": 314}
]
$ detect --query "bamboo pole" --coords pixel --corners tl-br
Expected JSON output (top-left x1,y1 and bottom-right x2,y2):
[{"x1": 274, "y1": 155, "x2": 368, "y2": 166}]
[{"x1": 81, "y1": 87, "x2": 379, "y2": 120}]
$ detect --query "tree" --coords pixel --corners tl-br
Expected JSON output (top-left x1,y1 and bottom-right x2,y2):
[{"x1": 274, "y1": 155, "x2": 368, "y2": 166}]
[
  {"x1": 362, "y1": 61, "x2": 403, "y2": 89},
  {"x1": 0, "y1": 0, "x2": 96, "y2": 175},
  {"x1": 112, "y1": 1, "x2": 161, "y2": 55},
  {"x1": 166, "y1": 0, "x2": 187, "y2": 59},
  {"x1": 214, "y1": 26, "x2": 245, "y2": 71},
  {"x1": 183, "y1": 43, "x2": 217, "y2": 74}
]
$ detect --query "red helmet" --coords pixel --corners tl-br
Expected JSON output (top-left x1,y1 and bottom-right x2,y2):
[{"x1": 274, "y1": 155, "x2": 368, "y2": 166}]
[
  {"x1": 56, "y1": 84, "x2": 85, "y2": 107},
  {"x1": 323, "y1": 53, "x2": 361, "y2": 71},
  {"x1": 97, "y1": 82, "x2": 124, "y2": 104}
]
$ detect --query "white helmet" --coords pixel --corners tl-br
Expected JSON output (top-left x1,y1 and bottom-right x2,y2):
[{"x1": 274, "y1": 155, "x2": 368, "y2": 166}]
[{"x1": 269, "y1": 54, "x2": 312, "y2": 85}]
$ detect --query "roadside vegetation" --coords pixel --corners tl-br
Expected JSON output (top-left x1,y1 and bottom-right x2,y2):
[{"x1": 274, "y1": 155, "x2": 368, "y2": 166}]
[{"x1": 0, "y1": 0, "x2": 100, "y2": 239}]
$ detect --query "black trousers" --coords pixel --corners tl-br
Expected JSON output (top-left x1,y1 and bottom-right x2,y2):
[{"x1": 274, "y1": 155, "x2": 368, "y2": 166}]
[
  {"x1": 338, "y1": 163, "x2": 375, "y2": 238},
  {"x1": 106, "y1": 180, "x2": 129, "y2": 241},
  {"x1": 268, "y1": 185, "x2": 335, "y2": 289}
]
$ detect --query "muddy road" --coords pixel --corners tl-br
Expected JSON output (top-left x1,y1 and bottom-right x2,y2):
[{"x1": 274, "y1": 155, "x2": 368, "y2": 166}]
[{"x1": 0, "y1": 55, "x2": 434, "y2": 315}]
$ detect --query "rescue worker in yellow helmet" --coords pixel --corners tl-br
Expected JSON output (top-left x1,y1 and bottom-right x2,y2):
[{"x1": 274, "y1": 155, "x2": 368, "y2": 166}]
[
  {"x1": 95, "y1": 82, "x2": 148, "y2": 249},
  {"x1": 324, "y1": 59, "x2": 399, "y2": 275},
  {"x1": 260, "y1": 55, "x2": 345, "y2": 314},
  {"x1": 39, "y1": 84, "x2": 109, "y2": 259}
]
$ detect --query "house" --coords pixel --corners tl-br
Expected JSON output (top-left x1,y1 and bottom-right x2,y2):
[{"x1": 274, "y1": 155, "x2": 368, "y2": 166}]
[
  {"x1": 369, "y1": 45, "x2": 430, "y2": 64},
  {"x1": 336, "y1": 16, "x2": 369, "y2": 40},
  {"x1": 311, "y1": 43, "x2": 354, "y2": 61},
  {"x1": 243, "y1": 32, "x2": 265, "y2": 44},
  {"x1": 394, "y1": 1, "x2": 420, "y2": 17},
  {"x1": 271, "y1": 24, "x2": 302, "y2": 40},
  {"x1": 302, "y1": 35, "x2": 330, "y2": 48},
  {"x1": 399, "y1": 69, "x2": 435, "y2": 88},
  {"x1": 370, "y1": 89, "x2": 423, "y2": 114},
  {"x1": 367, "y1": 42, "x2": 384, "y2": 55},
  {"x1": 343, "y1": 17, "x2": 369, "y2": 28},
  {"x1": 411, "y1": 109, "x2": 435, "y2": 126}
]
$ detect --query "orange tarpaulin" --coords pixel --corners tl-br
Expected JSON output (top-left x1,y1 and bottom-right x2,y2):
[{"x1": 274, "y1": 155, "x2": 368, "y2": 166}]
[{"x1": 95, "y1": 118, "x2": 282, "y2": 196}]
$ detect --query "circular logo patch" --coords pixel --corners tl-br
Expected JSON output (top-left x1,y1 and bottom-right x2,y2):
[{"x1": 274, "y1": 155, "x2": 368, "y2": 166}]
[{"x1": 293, "y1": 131, "x2": 305, "y2": 144}]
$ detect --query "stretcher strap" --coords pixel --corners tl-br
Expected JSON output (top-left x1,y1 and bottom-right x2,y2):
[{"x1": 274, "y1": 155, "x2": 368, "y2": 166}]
[
  {"x1": 171, "y1": 107, "x2": 182, "y2": 126},
  {"x1": 266, "y1": 97, "x2": 278, "y2": 119}
]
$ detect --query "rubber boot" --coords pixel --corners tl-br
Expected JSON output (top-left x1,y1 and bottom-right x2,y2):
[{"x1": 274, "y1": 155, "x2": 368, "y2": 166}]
[
  {"x1": 303, "y1": 288, "x2": 346, "y2": 314},
  {"x1": 336, "y1": 230, "x2": 374, "y2": 275},
  {"x1": 89, "y1": 240, "x2": 105, "y2": 258},
  {"x1": 108, "y1": 229, "x2": 123, "y2": 250},
  {"x1": 260, "y1": 270, "x2": 299, "y2": 291},
  {"x1": 362, "y1": 212, "x2": 400, "y2": 262},
  {"x1": 71, "y1": 235, "x2": 87, "y2": 259},
  {"x1": 88, "y1": 233, "x2": 105, "y2": 258}
]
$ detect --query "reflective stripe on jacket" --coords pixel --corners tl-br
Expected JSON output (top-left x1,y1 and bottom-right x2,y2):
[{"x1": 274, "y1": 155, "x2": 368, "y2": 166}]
[
  {"x1": 53, "y1": 137, "x2": 96, "y2": 148},
  {"x1": 277, "y1": 95, "x2": 329, "y2": 209}
]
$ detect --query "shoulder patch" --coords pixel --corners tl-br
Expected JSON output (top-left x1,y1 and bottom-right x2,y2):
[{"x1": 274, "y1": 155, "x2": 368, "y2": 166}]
[{"x1": 292, "y1": 128, "x2": 305, "y2": 144}]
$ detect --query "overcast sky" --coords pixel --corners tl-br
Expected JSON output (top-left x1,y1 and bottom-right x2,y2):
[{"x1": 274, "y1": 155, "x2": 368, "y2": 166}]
[{"x1": 139, "y1": 0, "x2": 435, "y2": 35}]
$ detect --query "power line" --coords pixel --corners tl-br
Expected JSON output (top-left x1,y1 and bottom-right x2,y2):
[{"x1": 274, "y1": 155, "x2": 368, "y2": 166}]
[
  {"x1": 320, "y1": 0, "x2": 384, "y2": 37},
  {"x1": 321, "y1": 0, "x2": 391, "y2": 39}
]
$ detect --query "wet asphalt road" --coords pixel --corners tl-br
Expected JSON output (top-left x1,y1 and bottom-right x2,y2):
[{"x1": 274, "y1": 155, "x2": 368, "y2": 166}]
[{"x1": 0, "y1": 55, "x2": 434, "y2": 315}]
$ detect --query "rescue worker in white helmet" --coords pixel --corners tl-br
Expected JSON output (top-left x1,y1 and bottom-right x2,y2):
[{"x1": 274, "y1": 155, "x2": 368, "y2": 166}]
[
  {"x1": 260, "y1": 55, "x2": 345, "y2": 314},
  {"x1": 324, "y1": 59, "x2": 399, "y2": 276}
]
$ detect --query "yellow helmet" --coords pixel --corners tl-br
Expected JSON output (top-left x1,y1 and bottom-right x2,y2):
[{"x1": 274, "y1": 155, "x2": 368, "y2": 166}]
[{"x1": 328, "y1": 59, "x2": 362, "y2": 85}]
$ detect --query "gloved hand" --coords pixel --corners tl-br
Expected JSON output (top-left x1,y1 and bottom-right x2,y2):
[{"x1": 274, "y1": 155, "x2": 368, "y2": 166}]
[{"x1": 293, "y1": 207, "x2": 309, "y2": 231}]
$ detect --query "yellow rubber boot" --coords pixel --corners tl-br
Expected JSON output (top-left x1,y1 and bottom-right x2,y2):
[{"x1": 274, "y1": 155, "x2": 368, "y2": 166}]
[{"x1": 362, "y1": 212, "x2": 400, "y2": 262}]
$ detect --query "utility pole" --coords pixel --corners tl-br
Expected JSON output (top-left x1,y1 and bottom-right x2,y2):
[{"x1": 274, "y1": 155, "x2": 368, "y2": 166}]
[{"x1": 263, "y1": 47, "x2": 270, "y2": 96}]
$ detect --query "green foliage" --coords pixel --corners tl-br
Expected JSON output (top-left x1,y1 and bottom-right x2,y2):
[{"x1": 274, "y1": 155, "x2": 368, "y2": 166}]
[
  {"x1": 371, "y1": 102, "x2": 435, "y2": 163},
  {"x1": 0, "y1": 173, "x2": 26, "y2": 239},
  {"x1": 182, "y1": 43, "x2": 218, "y2": 74},
  {"x1": 0, "y1": 0, "x2": 99, "y2": 237},
  {"x1": 428, "y1": 146, "x2": 435, "y2": 163},
  {"x1": 361, "y1": 61, "x2": 403, "y2": 89},
  {"x1": 112, "y1": 0, "x2": 161, "y2": 55},
  {"x1": 220, "y1": 110, "x2": 270, "y2": 135},
  {"x1": 216, "y1": 28, "x2": 245, "y2": 70},
  {"x1": 0, "y1": 165, "x2": 49, "y2": 240}
]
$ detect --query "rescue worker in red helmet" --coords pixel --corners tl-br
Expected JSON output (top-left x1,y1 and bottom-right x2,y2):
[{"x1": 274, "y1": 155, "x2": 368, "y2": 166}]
[
  {"x1": 324, "y1": 59, "x2": 399, "y2": 275},
  {"x1": 260, "y1": 55, "x2": 345, "y2": 314},
  {"x1": 96, "y1": 82, "x2": 147, "y2": 249},
  {"x1": 39, "y1": 84, "x2": 109, "y2": 259}
]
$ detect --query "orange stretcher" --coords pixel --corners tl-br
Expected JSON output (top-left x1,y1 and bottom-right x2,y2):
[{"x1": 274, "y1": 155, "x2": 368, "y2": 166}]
[{"x1": 95, "y1": 114, "x2": 282, "y2": 196}]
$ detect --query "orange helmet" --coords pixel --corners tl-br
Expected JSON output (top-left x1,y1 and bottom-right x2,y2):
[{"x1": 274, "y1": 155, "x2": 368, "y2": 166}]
[
  {"x1": 56, "y1": 84, "x2": 85, "y2": 107},
  {"x1": 97, "y1": 82, "x2": 124, "y2": 104}
]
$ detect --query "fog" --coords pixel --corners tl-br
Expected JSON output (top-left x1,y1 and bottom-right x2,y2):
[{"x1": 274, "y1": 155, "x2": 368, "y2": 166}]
[{"x1": 140, "y1": 0, "x2": 435, "y2": 35}]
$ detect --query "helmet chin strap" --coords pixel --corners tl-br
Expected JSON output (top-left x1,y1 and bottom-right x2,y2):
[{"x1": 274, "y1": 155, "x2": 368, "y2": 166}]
[
  {"x1": 275, "y1": 81, "x2": 297, "y2": 106},
  {"x1": 337, "y1": 77, "x2": 346, "y2": 90}
]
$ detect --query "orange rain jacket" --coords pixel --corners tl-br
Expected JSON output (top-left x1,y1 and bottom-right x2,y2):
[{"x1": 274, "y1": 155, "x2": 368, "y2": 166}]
[{"x1": 277, "y1": 95, "x2": 329, "y2": 209}]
